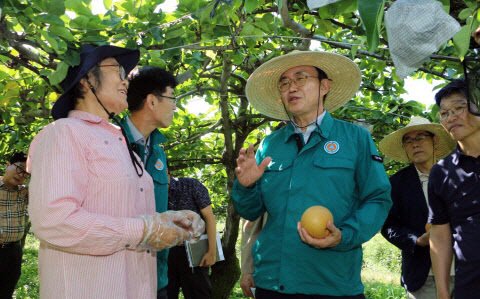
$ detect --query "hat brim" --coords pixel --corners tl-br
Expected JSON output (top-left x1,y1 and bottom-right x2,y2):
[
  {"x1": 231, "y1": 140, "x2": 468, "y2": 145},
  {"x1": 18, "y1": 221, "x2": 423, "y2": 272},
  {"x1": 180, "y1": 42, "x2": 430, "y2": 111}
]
[
  {"x1": 245, "y1": 51, "x2": 361, "y2": 120},
  {"x1": 379, "y1": 123, "x2": 456, "y2": 163},
  {"x1": 52, "y1": 45, "x2": 140, "y2": 120}
]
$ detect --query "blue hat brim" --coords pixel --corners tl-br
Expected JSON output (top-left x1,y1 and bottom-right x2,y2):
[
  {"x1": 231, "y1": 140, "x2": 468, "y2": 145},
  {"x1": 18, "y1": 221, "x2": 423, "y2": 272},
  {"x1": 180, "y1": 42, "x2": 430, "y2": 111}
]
[{"x1": 52, "y1": 45, "x2": 140, "y2": 120}]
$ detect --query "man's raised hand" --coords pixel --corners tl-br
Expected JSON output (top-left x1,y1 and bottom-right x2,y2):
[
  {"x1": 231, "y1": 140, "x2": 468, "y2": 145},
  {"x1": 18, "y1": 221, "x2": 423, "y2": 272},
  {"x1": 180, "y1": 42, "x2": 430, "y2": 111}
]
[{"x1": 235, "y1": 144, "x2": 272, "y2": 187}]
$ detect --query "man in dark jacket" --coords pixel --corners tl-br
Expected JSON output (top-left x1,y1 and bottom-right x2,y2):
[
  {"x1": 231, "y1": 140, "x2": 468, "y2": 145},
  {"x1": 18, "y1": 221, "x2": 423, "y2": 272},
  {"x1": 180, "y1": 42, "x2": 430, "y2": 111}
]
[{"x1": 380, "y1": 117, "x2": 456, "y2": 298}]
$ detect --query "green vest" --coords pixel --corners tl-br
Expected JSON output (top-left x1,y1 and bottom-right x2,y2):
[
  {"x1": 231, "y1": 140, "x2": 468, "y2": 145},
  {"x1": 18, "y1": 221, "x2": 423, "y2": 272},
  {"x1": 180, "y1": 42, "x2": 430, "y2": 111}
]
[{"x1": 119, "y1": 117, "x2": 169, "y2": 290}]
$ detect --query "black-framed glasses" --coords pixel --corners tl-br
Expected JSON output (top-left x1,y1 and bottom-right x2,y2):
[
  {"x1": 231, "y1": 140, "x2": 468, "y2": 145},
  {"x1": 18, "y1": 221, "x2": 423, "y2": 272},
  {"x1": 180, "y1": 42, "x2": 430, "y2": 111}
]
[
  {"x1": 161, "y1": 95, "x2": 178, "y2": 105},
  {"x1": 98, "y1": 64, "x2": 126, "y2": 81},
  {"x1": 462, "y1": 58, "x2": 480, "y2": 116},
  {"x1": 438, "y1": 104, "x2": 467, "y2": 122},
  {"x1": 402, "y1": 133, "x2": 433, "y2": 147},
  {"x1": 277, "y1": 74, "x2": 319, "y2": 92},
  {"x1": 14, "y1": 164, "x2": 30, "y2": 179}
]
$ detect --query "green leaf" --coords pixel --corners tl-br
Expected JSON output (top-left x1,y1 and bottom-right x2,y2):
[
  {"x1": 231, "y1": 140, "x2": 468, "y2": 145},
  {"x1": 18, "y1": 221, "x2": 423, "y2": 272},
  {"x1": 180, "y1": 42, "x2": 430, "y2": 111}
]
[
  {"x1": 149, "y1": 50, "x2": 167, "y2": 68},
  {"x1": 350, "y1": 45, "x2": 358, "y2": 60},
  {"x1": 253, "y1": 20, "x2": 270, "y2": 32},
  {"x1": 49, "y1": 25, "x2": 75, "y2": 41},
  {"x1": 35, "y1": 14, "x2": 64, "y2": 26},
  {"x1": 65, "y1": 0, "x2": 92, "y2": 16},
  {"x1": 104, "y1": 0, "x2": 112, "y2": 10},
  {"x1": 46, "y1": 0, "x2": 66, "y2": 15},
  {"x1": 245, "y1": 0, "x2": 258, "y2": 13},
  {"x1": 48, "y1": 61, "x2": 69, "y2": 86},
  {"x1": 358, "y1": 0, "x2": 384, "y2": 52},
  {"x1": 458, "y1": 8, "x2": 474, "y2": 20},
  {"x1": 165, "y1": 27, "x2": 185, "y2": 40},
  {"x1": 1, "y1": 82, "x2": 20, "y2": 107},
  {"x1": 34, "y1": 36, "x2": 54, "y2": 54},
  {"x1": 331, "y1": 0, "x2": 358, "y2": 14},
  {"x1": 69, "y1": 16, "x2": 89, "y2": 28},
  {"x1": 453, "y1": 25, "x2": 471, "y2": 60},
  {"x1": 437, "y1": 0, "x2": 450, "y2": 13},
  {"x1": 61, "y1": 49, "x2": 81, "y2": 67},
  {"x1": 463, "y1": 0, "x2": 478, "y2": 10},
  {"x1": 241, "y1": 24, "x2": 256, "y2": 35},
  {"x1": 40, "y1": 30, "x2": 59, "y2": 53}
]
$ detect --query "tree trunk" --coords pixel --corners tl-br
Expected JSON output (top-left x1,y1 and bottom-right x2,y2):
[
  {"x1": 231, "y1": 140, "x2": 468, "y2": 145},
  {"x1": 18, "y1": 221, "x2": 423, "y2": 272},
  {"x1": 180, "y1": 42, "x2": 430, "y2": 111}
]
[
  {"x1": 210, "y1": 55, "x2": 242, "y2": 298},
  {"x1": 210, "y1": 202, "x2": 241, "y2": 299}
]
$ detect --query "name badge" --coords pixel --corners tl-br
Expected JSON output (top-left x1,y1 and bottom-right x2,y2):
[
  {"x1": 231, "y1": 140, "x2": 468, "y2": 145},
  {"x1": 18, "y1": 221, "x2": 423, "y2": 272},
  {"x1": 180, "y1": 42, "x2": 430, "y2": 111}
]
[
  {"x1": 154, "y1": 159, "x2": 164, "y2": 170},
  {"x1": 324, "y1": 141, "x2": 339, "y2": 154}
]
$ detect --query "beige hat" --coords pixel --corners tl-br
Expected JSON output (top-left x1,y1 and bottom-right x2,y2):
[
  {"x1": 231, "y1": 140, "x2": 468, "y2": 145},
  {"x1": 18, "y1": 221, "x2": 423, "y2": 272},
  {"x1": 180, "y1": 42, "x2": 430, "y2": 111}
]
[
  {"x1": 379, "y1": 116, "x2": 456, "y2": 163},
  {"x1": 245, "y1": 51, "x2": 361, "y2": 120}
]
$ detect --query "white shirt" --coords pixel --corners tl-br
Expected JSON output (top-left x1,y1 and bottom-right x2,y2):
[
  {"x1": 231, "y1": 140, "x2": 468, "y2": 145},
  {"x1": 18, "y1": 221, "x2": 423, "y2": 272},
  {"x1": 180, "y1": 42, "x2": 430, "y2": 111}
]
[
  {"x1": 125, "y1": 116, "x2": 150, "y2": 162},
  {"x1": 293, "y1": 111, "x2": 326, "y2": 143}
]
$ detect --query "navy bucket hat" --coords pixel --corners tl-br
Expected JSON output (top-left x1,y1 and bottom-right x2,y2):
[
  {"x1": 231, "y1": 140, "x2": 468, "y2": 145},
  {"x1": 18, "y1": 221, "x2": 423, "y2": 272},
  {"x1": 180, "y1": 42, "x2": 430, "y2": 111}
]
[{"x1": 52, "y1": 44, "x2": 140, "y2": 120}]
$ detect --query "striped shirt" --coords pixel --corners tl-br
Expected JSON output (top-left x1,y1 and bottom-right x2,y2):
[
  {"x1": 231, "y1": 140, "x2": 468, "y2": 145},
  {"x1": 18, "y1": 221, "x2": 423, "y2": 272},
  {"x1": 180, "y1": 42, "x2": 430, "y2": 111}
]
[
  {"x1": 0, "y1": 180, "x2": 28, "y2": 243},
  {"x1": 27, "y1": 110, "x2": 157, "y2": 299}
]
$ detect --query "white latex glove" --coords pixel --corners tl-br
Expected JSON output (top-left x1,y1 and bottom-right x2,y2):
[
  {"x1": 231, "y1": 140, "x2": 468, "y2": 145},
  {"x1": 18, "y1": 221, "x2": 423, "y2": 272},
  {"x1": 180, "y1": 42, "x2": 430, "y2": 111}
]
[{"x1": 137, "y1": 210, "x2": 205, "y2": 251}]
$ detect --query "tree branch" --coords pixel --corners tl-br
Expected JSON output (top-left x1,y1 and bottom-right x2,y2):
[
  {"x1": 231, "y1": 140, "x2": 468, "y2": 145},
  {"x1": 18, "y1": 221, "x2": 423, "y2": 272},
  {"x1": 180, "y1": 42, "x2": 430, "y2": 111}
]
[
  {"x1": 279, "y1": 0, "x2": 311, "y2": 50},
  {"x1": 165, "y1": 118, "x2": 223, "y2": 150}
]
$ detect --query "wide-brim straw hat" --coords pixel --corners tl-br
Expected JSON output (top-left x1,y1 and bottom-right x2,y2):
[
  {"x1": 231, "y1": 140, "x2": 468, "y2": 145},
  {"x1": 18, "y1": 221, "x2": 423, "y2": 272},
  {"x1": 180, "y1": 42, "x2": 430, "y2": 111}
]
[
  {"x1": 245, "y1": 51, "x2": 361, "y2": 120},
  {"x1": 379, "y1": 116, "x2": 456, "y2": 163}
]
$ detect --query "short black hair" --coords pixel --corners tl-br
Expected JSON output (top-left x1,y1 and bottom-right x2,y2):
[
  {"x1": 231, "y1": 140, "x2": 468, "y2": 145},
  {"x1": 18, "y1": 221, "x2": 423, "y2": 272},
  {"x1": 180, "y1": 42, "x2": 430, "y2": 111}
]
[
  {"x1": 314, "y1": 66, "x2": 330, "y2": 104},
  {"x1": 9, "y1": 152, "x2": 27, "y2": 164},
  {"x1": 127, "y1": 66, "x2": 178, "y2": 112},
  {"x1": 434, "y1": 79, "x2": 467, "y2": 106}
]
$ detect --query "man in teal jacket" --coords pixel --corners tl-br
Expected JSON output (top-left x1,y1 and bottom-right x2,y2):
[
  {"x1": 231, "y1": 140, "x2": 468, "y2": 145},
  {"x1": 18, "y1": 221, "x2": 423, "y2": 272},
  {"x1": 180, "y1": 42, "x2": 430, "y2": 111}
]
[
  {"x1": 233, "y1": 51, "x2": 392, "y2": 298},
  {"x1": 120, "y1": 66, "x2": 178, "y2": 299}
]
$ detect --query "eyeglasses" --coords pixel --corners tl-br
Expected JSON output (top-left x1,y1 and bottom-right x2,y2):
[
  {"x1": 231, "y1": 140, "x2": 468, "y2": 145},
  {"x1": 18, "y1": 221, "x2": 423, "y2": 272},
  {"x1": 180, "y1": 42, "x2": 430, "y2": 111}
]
[
  {"x1": 161, "y1": 95, "x2": 178, "y2": 105},
  {"x1": 277, "y1": 74, "x2": 319, "y2": 92},
  {"x1": 14, "y1": 164, "x2": 30, "y2": 179},
  {"x1": 438, "y1": 104, "x2": 467, "y2": 121},
  {"x1": 462, "y1": 59, "x2": 480, "y2": 116},
  {"x1": 98, "y1": 64, "x2": 126, "y2": 81},
  {"x1": 402, "y1": 133, "x2": 433, "y2": 146}
]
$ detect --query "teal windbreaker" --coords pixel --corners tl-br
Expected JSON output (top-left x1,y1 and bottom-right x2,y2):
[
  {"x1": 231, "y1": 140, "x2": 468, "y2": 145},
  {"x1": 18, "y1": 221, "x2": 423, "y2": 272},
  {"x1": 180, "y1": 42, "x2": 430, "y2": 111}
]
[
  {"x1": 233, "y1": 111, "x2": 392, "y2": 296},
  {"x1": 119, "y1": 117, "x2": 170, "y2": 290}
]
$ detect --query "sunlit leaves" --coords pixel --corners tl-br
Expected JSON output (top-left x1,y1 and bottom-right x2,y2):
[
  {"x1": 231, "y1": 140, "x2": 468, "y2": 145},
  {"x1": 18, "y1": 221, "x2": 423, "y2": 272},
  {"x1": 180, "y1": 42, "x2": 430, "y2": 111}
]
[
  {"x1": 358, "y1": 0, "x2": 384, "y2": 52},
  {"x1": 1, "y1": 82, "x2": 20, "y2": 107},
  {"x1": 46, "y1": 0, "x2": 66, "y2": 16},
  {"x1": 149, "y1": 50, "x2": 167, "y2": 68},
  {"x1": 48, "y1": 61, "x2": 69, "y2": 86},
  {"x1": 61, "y1": 49, "x2": 81, "y2": 67},
  {"x1": 65, "y1": 0, "x2": 92, "y2": 16},
  {"x1": 49, "y1": 25, "x2": 75, "y2": 41},
  {"x1": 453, "y1": 25, "x2": 471, "y2": 60},
  {"x1": 35, "y1": 14, "x2": 64, "y2": 26},
  {"x1": 104, "y1": 0, "x2": 113, "y2": 10}
]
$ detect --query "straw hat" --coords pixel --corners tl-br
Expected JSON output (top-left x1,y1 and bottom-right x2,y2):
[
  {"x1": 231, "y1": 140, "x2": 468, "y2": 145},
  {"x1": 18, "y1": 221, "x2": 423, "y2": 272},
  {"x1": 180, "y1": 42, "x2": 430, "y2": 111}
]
[
  {"x1": 379, "y1": 116, "x2": 456, "y2": 163},
  {"x1": 245, "y1": 51, "x2": 361, "y2": 120}
]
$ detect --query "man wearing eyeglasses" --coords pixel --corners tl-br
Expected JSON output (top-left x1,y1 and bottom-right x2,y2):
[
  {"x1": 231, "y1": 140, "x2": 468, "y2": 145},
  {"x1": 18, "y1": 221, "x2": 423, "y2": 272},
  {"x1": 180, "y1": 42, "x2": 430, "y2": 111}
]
[
  {"x1": 119, "y1": 66, "x2": 179, "y2": 299},
  {"x1": 428, "y1": 79, "x2": 480, "y2": 299},
  {"x1": 233, "y1": 51, "x2": 392, "y2": 298},
  {"x1": 0, "y1": 152, "x2": 29, "y2": 298},
  {"x1": 379, "y1": 117, "x2": 456, "y2": 299}
]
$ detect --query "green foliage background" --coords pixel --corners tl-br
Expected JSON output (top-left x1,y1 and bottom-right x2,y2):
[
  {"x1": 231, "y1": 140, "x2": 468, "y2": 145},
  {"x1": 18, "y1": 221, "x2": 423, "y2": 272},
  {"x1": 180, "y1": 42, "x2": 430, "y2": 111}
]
[{"x1": 1, "y1": 0, "x2": 479, "y2": 297}]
